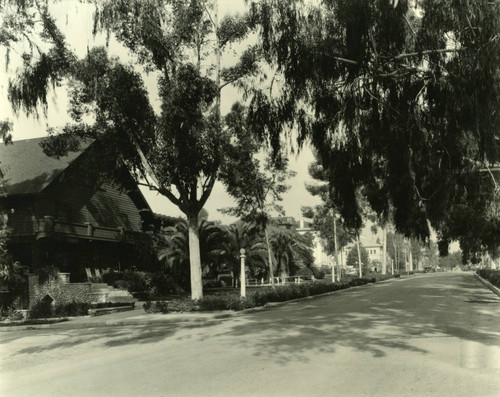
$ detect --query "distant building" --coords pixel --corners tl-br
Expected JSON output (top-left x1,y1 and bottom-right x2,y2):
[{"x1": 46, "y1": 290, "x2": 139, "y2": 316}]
[
  {"x1": 272, "y1": 216, "x2": 391, "y2": 272},
  {"x1": 272, "y1": 216, "x2": 297, "y2": 230},
  {"x1": 363, "y1": 240, "x2": 384, "y2": 264}
]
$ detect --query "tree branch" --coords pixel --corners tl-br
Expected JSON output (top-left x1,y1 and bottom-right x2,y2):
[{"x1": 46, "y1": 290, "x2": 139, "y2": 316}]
[
  {"x1": 330, "y1": 48, "x2": 466, "y2": 67},
  {"x1": 202, "y1": 3, "x2": 217, "y2": 30},
  {"x1": 158, "y1": 186, "x2": 184, "y2": 210},
  {"x1": 483, "y1": 164, "x2": 499, "y2": 190},
  {"x1": 198, "y1": 172, "x2": 217, "y2": 210},
  {"x1": 391, "y1": 48, "x2": 465, "y2": 61}
]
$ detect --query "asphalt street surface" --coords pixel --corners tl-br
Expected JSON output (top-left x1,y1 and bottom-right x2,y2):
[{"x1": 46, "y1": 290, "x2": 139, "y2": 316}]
[{"x1": 1, "y1": 272, "x2": 500, "y2": 397}]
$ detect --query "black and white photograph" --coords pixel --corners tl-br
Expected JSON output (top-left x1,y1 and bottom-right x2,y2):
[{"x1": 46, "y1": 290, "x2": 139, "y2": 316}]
[{"x1": 1, "y1": 1, "x2": 499, "y2": 396}]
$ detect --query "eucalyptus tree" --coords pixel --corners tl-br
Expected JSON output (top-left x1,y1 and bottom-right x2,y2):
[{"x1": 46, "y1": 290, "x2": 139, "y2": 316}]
[
  {"x1": 2, "y1": 0, "x2": 261, "y2": 299},
  {"x1": 250, "y1": 0, "x2": 500, "y2": 258}
]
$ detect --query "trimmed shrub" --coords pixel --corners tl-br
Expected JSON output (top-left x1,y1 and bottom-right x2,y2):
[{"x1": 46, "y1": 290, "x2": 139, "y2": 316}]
[
  {"x1": 54, "y1": 301, "x2": 90, "y2": 317},
  {"x1": 92, "y1": 302, "x2": 135, "y2": 309},
  {"x1": 143, "y1": 275, "x2": 395, "y2": 314},
  {"x1": 29, "y1": 300, "x2": 54, "y2": 319},
  {"x1": 203, "y1": 279, "x2": 223, "y2": 289},
  {"x1": 312, "y1": 268, "x2": 326, "y2": 279},
  {"x1": 30, "y1": 301, "x2": 133, "y2": 318},
  {"x1": 102, "y1": 271, "x2": 149, "y2": 292},
  {"x1": 101, "y1": 271, "x2": 125, "y2": 286},
  {"x1": 297, "y1": 268, "x2": 313, "y2": 277},
  {"x1": 200, "y1": 295, "x2": 243, "y2": 311},
  {"x1": 143, "y1": 301, "x2": 169, "y2": 313},
  {"x1": 167, "y1": 299, "x2": 199, "y2": 312},
  {"x1": 150, "y1": 272, "x2": 184, "y2": 295},
  {"x1": 4, "y1": 308, "x2": 24, "y2": 321},
  {"x1": 477, "y1": 269, "x2": 500, "y2": 288},
  {"x1": 143, "y1": 299, "x2": 198, "y2": 313},
  {"x1": 103, "y1": 271, "x2": 184, "y2": 297}
]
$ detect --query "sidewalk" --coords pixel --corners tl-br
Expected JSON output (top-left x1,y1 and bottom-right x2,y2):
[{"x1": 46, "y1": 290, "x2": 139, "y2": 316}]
[{"x1": 0, "y1": 274, "x2": 415, "y2": 332}]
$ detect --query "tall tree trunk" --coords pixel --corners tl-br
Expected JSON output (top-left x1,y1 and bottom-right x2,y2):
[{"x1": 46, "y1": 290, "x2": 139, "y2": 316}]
[
  {"x1": 333, "y1": 214, "x2": 339, "y2": 282},
  {"x1": 393, "y1": 239, "x2": 398, "y2": 274},
  {"x1": 409, "y1": 240, "x2": 413, "y2": 272},
  {"x1": 382, "y1": 226, "x2": 387, "y2": 275},
  {"x1": 340, "y1": 250, "x2": 344, "y2": 277},
  {"x1": 405, "y1": 242, "x2": 409, "y2": 274},
  {"x1": 356, "y1": 233, "x2": 362, "y2": 278},
  {"x1": 264, "y1": 227, "x2": 275, "y2": 287},
  {"x1": 187, "y1": 212, "x2": 203, "y2": 300},
  {"x1": 214, "y1": 0, "x2": 221, "y2": 114}
]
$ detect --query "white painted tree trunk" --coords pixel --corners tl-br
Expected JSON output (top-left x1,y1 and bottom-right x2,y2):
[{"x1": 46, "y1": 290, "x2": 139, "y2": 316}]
[
  {"x1": 356, "y1": 234, "x2": 363, "y2": 278},
  {"x1": 382, "y1": 226, "x2": 387, "y2": 275},
  {"x1": 491, "y1": 255, "x2": 498, "y2": 270},
  {"x1": 405, "y1": 244, "x2": 409, "y2": 274},
  {"x1": 264, "y1": 227, "x2": 275, "y2": 287},
  {"x1": 334, "y1": 215, "x2": 340, "y2": 281},
  {"x1": 188, "y1": 213, "x2": 203, "y2": 300},
  {"x1": 409, "y1": 240, "x2": 413, "y2": 272}
]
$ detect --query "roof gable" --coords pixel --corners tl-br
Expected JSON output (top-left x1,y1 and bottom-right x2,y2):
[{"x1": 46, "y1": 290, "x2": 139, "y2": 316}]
[{"x1": 0, "y1": 137, "x2": 91, "y2": 195}]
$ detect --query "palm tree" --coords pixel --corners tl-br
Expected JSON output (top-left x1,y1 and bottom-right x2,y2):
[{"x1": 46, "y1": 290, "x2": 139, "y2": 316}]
[
  {"x1": 217, "y1": 221, "x2": 268, "y2": 284},
  {"x1": 269, "y1": 228, "x2": 315, "y2": 279},
  {"x1": 157, "y1": 214, "x2": 228, "y2": 290}
]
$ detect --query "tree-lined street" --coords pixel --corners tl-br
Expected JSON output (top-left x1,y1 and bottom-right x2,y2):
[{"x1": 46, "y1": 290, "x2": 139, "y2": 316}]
[
  {"x1": 1, "y1": 2, "x2": 500, "y2": 396},
  {"x1": 2, "y1": 272, "x2": 499, "y2": 397}
]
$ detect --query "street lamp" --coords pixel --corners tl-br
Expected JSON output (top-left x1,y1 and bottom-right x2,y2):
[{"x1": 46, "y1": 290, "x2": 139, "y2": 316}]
[{"x1": 240, "y1": 248, "x2": 246, "y2": 298}]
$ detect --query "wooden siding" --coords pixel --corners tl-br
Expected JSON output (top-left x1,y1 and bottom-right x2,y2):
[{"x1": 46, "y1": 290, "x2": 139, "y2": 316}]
[{"x1": 34, "y1": 156, "x2": 144, "y2": 232}]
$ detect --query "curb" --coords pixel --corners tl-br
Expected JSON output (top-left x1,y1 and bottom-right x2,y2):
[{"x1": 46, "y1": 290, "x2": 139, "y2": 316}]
[
  {"x1": 0, "y1": 276, "x2": 407, "y2": 332},
  {"x1": 474, "y1": 273, "x2": 500, "y2": 298}
]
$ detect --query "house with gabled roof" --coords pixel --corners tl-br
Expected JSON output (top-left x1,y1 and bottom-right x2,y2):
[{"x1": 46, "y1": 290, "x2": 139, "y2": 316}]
[{"x1": 0, "y1": 136, "x2": 154, "y2": 283}]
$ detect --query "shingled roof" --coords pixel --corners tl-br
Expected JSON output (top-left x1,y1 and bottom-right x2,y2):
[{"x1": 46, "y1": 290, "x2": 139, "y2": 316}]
[{"x1": 0, "y1": 137, "x2": 92, "y2": 195}]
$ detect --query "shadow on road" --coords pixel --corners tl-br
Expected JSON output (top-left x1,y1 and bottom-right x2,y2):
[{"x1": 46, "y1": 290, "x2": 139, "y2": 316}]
[{"x1": 4, "y1": 273, "x2": 500, "y2": 365}]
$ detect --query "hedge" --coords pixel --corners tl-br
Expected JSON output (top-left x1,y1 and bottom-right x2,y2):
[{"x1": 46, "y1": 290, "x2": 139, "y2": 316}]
[
  {"x1": 477, "y1": 269, "x2": 500, "y2": 288},
  {"x1": 29, "y1": 301, "x2": 135, "y2": 319},
  {"x1": 144, "y1": 275, "x2": 396, "y2": 314}
]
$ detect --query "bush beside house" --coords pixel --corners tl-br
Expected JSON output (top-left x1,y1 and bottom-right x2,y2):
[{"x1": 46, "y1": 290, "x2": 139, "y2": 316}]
[{"x1": 102, "y1": 271, "x2": 184, "y2": 299}]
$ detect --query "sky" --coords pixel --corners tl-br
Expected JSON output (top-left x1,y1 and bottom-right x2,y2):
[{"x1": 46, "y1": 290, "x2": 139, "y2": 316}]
[{"x1": 0, "y1": 0, "x2": 322, "y2": 225}]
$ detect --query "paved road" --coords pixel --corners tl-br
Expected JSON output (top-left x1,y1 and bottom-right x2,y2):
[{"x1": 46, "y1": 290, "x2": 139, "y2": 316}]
[{"x1": 1, "y1": 272, "x2": 500, "y2": 397}]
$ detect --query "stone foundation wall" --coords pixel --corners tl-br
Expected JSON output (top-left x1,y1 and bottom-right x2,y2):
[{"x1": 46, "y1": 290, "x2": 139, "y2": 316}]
[{"x1": 28, "y1": 274, "x2": 96, "y2": 308}]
